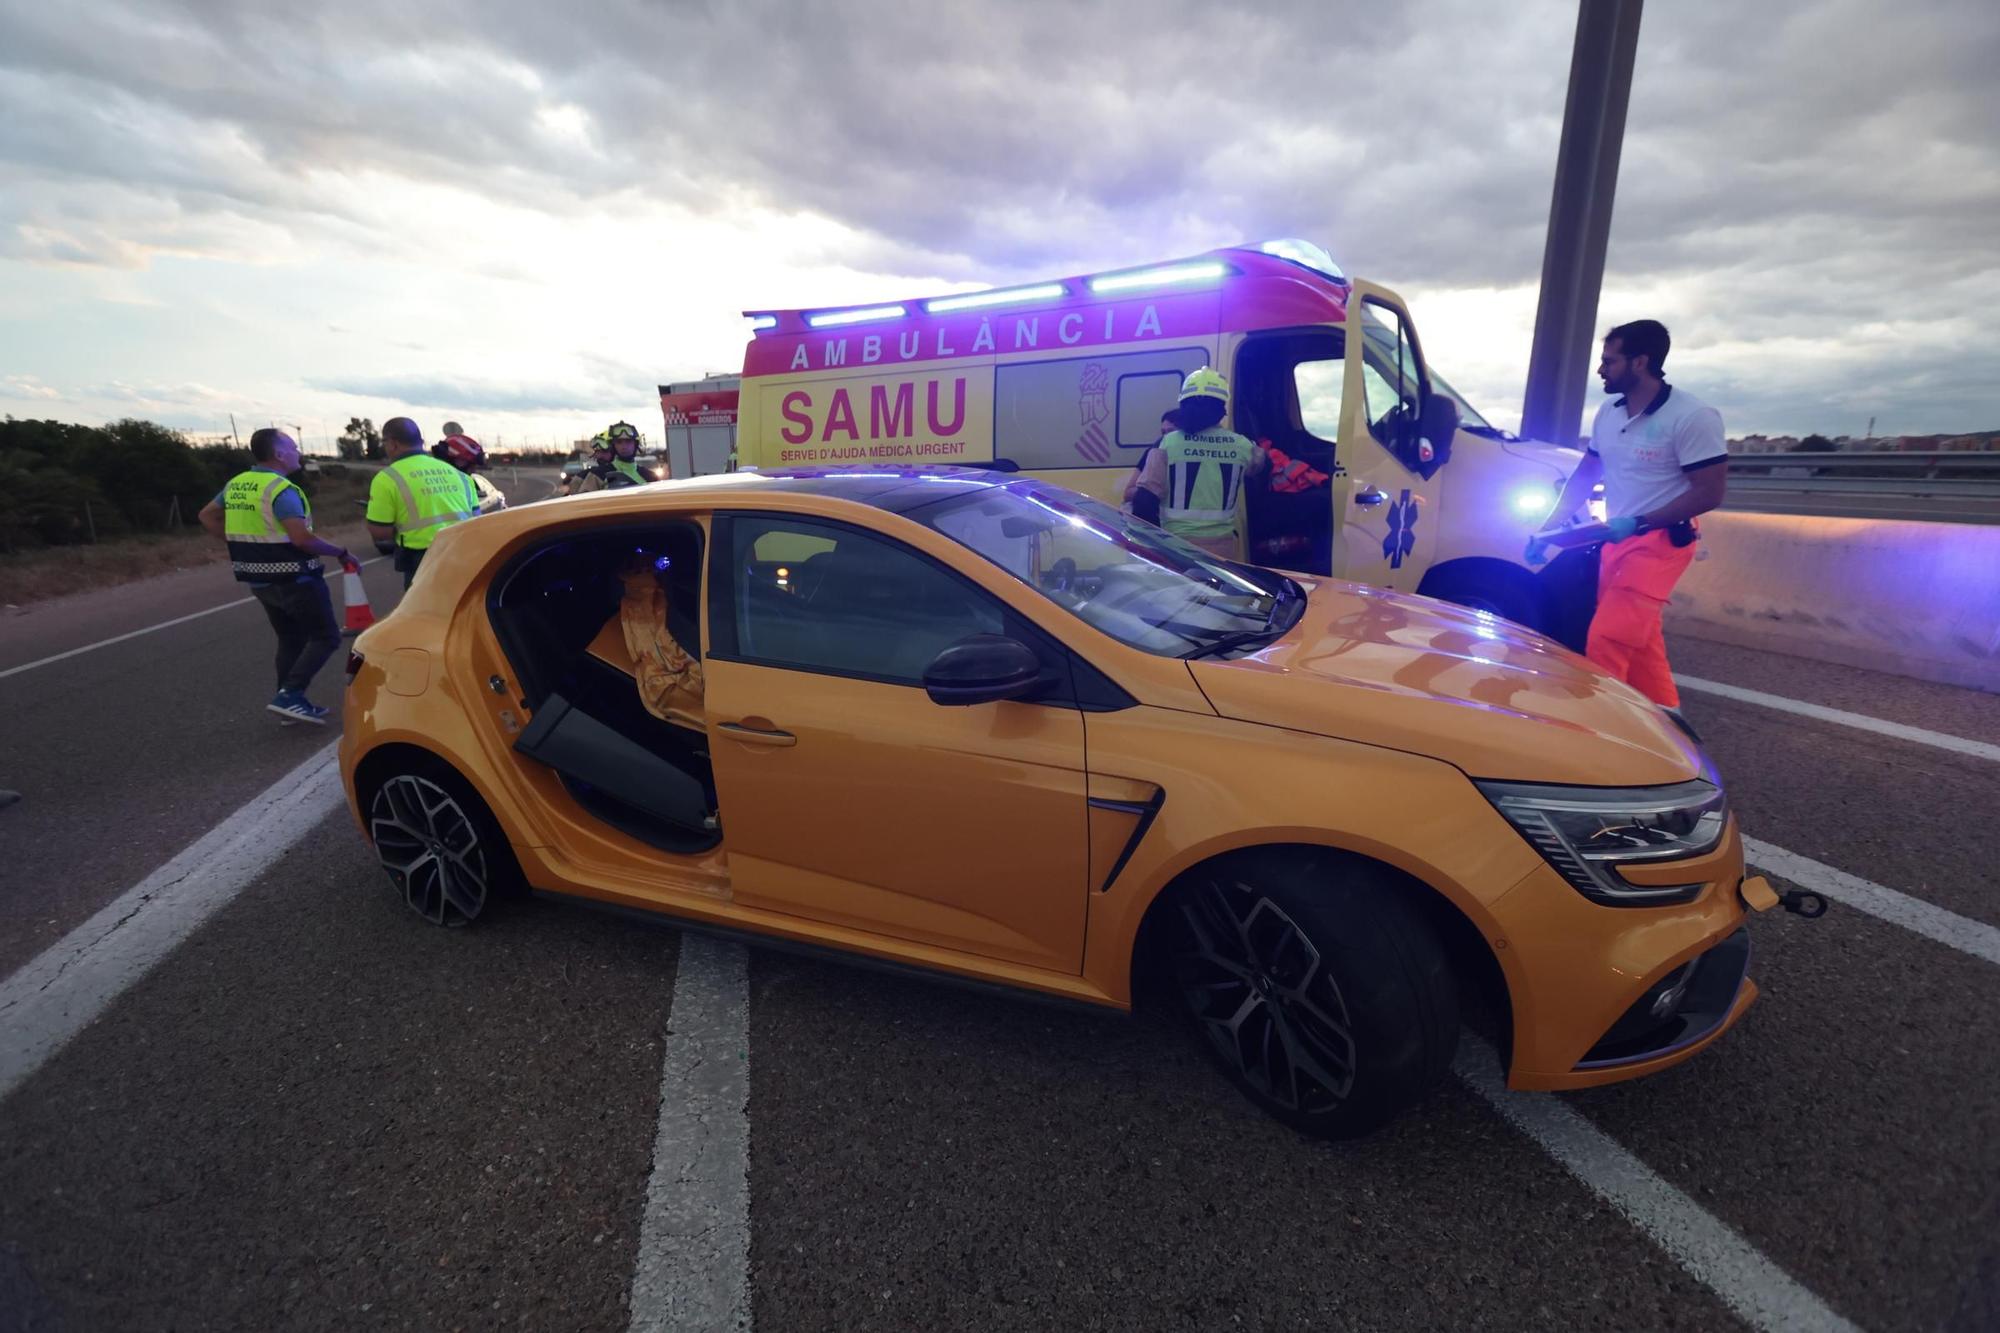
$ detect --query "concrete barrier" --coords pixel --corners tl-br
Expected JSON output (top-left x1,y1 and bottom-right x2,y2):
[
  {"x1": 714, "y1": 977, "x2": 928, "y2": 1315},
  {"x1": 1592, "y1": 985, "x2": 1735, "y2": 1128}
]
[{"x1": 1665, "y1": 511, "x2": 2000, "y2": 692}]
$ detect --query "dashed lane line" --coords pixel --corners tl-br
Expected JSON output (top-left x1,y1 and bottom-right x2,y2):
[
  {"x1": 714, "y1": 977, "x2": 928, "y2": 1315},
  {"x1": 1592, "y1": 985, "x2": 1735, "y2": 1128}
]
[
  {"x1": 1455, "y1": 1034, "x2": 1861, "y2": 1333},
  {"x1": 0, "y1": 742, "x2": 345, "y2": 1103},
  {"x1": 1745, "y1": 836, "x2": 2000, "y2": 968},
  {"x1": 0, "y1": 557, "x2": 388, "y2": 682},
  {"x1": 0, "y1": 471, "x2": 558, "y2": 682},
  {"x1": 1677, "y1": 674, "x2": 2000, "y2": 765},
  {"x1": 628, "y1": 934, "x2": 752, "y2": 1333}
]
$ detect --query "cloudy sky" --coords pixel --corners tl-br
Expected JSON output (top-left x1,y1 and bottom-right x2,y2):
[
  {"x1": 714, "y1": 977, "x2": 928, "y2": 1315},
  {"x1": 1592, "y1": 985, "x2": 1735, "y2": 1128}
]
[{"x1": 1, "y1": 0, "x2": 1995, "y2": 450}]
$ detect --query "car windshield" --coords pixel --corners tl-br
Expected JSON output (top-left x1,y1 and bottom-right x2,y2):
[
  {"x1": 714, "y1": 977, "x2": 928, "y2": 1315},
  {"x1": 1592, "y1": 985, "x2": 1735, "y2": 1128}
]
[
  {"x1": 1426, "y1": 365, "x2": 1497, "y2": 433},
  {"x1": 1358, "y1": 306, "x2": 1497, "y2": 434},
  {"x1": 908, "y1": 483, "x2": 1298, "y2": 657}
]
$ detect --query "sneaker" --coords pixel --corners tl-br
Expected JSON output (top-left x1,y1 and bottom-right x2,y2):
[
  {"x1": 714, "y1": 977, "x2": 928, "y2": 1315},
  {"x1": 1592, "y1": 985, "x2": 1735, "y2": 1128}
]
[{"x1": 267, "y1": 691, "x2": 331, "y2": 726}]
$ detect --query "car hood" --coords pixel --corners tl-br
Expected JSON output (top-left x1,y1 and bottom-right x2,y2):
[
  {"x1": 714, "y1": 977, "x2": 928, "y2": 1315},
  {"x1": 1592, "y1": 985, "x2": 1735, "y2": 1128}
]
[{"x1": 1185, "y1": 580, "x2": 1702, "y2": 786}]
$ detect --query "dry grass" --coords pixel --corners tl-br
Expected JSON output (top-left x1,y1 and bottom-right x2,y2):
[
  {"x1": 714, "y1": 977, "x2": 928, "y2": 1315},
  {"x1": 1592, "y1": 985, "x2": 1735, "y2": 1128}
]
[{"x1": 0, "y1": 475, "x2": 376, "y2": 607}]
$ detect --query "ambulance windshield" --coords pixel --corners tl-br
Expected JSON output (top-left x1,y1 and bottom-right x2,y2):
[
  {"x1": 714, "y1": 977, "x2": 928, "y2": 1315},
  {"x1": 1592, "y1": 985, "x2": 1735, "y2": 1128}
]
[{"x1": 911, "y1": 484, "x2": 1296, "y2": 657}]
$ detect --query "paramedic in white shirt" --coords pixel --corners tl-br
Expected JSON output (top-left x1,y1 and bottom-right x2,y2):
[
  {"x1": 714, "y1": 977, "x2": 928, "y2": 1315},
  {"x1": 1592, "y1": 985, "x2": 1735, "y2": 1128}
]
[{"x1": 1527, "y1": 319, "x2": 1728, "y2": 708}]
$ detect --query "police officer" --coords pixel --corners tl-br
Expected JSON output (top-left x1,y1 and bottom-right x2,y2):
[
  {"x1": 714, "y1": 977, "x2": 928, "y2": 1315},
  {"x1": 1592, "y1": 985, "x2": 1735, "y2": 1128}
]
[
  {"x1": 366, "y1": 417, "x2": 476, "y2": 588},
  {"x1": 1129, "y1": 369, "x2": 1268, "y2": 558},
  {"x1": 198, "y1": 427, "x2": 353, "y2": 723}
]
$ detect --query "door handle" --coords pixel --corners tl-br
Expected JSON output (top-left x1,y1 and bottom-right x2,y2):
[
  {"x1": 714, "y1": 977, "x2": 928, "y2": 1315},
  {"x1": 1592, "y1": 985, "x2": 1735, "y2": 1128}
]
[
  {"x1": 719, "y1": 721, "x2": 797, "y2": 747},
  {"x1": 1353, "y1": 487, "x2": 1388, "y2": 507}
]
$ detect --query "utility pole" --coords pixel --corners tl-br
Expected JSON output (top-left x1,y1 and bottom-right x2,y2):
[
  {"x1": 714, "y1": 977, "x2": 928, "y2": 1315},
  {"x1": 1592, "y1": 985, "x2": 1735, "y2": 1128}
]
[{"x1": 1520, "y1": 0, "x2": 1645, "y2": 446}]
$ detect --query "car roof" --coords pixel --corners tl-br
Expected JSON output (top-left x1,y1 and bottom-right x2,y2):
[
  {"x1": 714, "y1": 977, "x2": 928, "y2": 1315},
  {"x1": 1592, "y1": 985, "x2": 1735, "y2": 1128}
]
[{"x1": 584, "y1": 465, "x2": 1017, "y2": 515}]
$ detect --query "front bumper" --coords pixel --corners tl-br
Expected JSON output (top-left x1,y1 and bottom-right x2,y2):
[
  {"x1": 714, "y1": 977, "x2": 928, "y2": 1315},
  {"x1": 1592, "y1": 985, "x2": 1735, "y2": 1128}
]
[{"x1": 1494, "y1": 818, "x2": 1775, "y2": 1090}]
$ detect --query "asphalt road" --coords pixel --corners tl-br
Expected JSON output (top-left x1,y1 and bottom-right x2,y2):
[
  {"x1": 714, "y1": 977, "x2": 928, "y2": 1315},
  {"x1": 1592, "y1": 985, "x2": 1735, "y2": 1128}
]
[{"x1": 2, "y1": 526, "x2": 1997, "y2": 1332}]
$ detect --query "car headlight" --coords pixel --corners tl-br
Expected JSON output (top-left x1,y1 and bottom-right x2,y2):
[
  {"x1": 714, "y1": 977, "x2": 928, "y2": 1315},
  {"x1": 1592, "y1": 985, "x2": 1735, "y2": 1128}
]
[{"x1": 1475, "y1": 778, "x2": 1728, "y2": 906}]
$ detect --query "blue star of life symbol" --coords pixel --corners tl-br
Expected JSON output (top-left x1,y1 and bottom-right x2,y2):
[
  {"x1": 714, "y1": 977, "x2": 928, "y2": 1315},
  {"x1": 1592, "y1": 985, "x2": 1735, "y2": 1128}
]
[{"x1": 1382, "y1": 489, "x2": 1417, "y2": 568}]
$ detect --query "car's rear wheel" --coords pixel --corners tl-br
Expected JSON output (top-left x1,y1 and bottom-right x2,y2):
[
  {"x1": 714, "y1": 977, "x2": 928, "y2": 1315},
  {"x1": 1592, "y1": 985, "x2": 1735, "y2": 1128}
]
[
  {"x1": 1167, "y1": 853, "x2": 1458, "y2": 1139},
  {"x1": 365, "y1": 761, "x2": 520, "y2": 927}
]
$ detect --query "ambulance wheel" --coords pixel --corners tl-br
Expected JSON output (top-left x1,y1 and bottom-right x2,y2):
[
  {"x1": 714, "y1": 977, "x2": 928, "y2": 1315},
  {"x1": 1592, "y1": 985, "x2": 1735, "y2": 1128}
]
[
  {"x1": 363, "y1": 757, "x2": 522, "y2": 927},
  {"x1": 1165, "y1": 852, "x2": 1458, "y2": 1139},
  {"x1": 1421, "y1": 562, "x2": 1548, "y2": 634}
]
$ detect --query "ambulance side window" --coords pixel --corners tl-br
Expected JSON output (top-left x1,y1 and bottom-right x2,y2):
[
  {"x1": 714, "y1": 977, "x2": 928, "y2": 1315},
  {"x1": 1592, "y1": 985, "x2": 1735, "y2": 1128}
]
[
  {"x1": 994, "y1": 346, "x2": 1210, "y2": 471},
  {"x1": 1294, "y1": 360, "x2": 1342, "y2": 441}
]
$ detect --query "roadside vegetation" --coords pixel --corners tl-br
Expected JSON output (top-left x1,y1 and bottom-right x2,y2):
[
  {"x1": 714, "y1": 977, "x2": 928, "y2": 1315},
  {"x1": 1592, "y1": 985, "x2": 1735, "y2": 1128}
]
[{"x1": 0, "y1": 416, "x2": 371, "y2": 605}]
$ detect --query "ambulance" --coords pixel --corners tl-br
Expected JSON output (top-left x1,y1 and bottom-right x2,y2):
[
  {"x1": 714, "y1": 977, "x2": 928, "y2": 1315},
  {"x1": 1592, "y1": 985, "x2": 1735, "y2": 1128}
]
[{"x1": 729, "y1": 239, "x2": 1581, "y2": 632}]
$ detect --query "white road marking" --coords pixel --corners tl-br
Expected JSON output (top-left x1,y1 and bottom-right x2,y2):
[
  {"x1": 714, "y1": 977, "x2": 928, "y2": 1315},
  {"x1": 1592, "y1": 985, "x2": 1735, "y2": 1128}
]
[
  {"x1": 1677, "y1": 674, "x2": 2000, "y2": 765},
  {"x1": 1745, "y1": 836, "x2": 2000, "y2": 968},
  {"x1": 0, "y1": 557, "x2": 388, "y2": 682},
  {"x1": 1454, "y1": 1034, "x2": 1859, "y2": 1333},
  {"x1": 0, "y1": 742, "x2": 344, "y2": 1103},
  {"x1": 629, "y1": 934, "x2": 752, "y2": 1333}
]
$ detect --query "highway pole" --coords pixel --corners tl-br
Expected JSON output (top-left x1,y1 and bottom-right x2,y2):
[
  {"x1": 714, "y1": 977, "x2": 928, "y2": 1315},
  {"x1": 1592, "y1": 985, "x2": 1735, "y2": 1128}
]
[{"x1": 1520, "y1": 0, "x2": 1644, "y2": 447}]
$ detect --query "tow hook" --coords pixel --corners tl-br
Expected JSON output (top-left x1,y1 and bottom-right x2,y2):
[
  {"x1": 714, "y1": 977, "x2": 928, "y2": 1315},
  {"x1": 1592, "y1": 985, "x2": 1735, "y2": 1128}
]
[{"x1": 1779, "y1": 888, "x2": 1828, "y2": 919}]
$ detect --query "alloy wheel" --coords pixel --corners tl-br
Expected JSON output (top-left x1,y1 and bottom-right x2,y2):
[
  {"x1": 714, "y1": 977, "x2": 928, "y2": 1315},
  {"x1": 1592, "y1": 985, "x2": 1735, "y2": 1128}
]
[
  {"x1": 1173, "y1": 878, "x2": 1357, "y2": 1115},
  {"x1": 369, "y1": 774, "x2": 492, "y2": 926}
]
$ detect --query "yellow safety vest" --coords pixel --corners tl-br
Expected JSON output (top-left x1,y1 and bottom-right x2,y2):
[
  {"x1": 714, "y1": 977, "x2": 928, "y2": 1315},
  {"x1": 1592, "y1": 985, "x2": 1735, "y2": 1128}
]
[
  {"x1": 221, "y1": 469, "x2": 316, "y2": 582},
  {"x1": 375, "y1": 453, "x2": 476, "y2": 550},
  {"x1": 1161, "y1": 429, "x2": 1257, "y2": 541}
]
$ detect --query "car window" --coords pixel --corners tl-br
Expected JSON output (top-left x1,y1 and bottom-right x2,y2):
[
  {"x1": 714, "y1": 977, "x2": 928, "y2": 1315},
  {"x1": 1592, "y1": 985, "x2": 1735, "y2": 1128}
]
[
  {"x1": 909, "y1": 483, "x2": 1283, "y2": 656},
  {"x1": 1359, "y1": 303, "x2": 1422, "y2": 443},
  {"x1": 1293, "y1": 358, "x2": 1342, "y2": 440},
  {"x1": 727, "y1": 515, "x2": 1005, "y2": 684}
]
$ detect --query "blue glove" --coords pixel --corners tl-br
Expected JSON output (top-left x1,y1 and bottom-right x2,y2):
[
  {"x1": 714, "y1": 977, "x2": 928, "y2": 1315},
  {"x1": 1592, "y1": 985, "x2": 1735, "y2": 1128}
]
[
  {"x1": 1523, "y1": 534, "x2": 1551, "y2": 565},
  {"x1": 1606, "y1": 515, "x2": 1642, "y2": 542}
]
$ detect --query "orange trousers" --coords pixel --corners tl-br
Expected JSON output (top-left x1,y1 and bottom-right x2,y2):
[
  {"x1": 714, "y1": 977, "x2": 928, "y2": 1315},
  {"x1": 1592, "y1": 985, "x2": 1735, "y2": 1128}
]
[{"x1": 1586, "y1": 529, "x2": 1695, "y2": 708}]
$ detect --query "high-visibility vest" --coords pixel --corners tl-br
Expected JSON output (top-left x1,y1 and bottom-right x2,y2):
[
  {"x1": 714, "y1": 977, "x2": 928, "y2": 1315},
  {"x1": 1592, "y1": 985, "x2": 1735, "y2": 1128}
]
[
  {"x1": 379, "y1": 453, "x2": 476, "y2": 549},
  {"x1": 610, "y1": 458, "x2": 649, "y2": 487},
  {"x1": 1161, "y1": 429, "x2": 1257, "y2": 541},
  {"x1": 221, "y1": 468, "x2": 316, "y2": 582}
]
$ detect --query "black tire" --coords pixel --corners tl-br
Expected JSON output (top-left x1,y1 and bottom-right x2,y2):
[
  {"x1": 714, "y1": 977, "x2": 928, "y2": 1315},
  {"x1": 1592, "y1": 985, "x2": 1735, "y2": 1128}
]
[
  {"x1": 1165, "y1": 851, "x2": 1459, "y2": 1139},
  {"x1": 1421, "y1": 565, "x2": 1548, "y2": 634},
  {"x1": 361, "y1": 756, "x2": 524, "y2": 927}
]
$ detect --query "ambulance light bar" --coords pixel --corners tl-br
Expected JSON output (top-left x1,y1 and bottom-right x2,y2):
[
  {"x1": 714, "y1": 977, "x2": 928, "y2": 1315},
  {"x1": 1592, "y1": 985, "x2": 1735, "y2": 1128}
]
[
  {"x1": 923, "y1": 282, "x2": 1067, "y2": 314},
  {"x1": 1087, "y1": 260, "x2": 1227, "y2": 294},
  {"x1": 746, "y1": 314, "x2": 778, "y2": 331},
  {"x1": 805, "y1": 304, "x2": 907, "y2": 328},
  {"x1": 1256, "y1": 238, "x2": 1344, "y2": 281}
]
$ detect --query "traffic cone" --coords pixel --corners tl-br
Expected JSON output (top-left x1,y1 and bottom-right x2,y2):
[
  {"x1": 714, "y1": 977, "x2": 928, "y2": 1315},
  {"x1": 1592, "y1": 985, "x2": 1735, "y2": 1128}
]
[{"x1": 341, "y1": 559, "x2": 375, "y2": 635}]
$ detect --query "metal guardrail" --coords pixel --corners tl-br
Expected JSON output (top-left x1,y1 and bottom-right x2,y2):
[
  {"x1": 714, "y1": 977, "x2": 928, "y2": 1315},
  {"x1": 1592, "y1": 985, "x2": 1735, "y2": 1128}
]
[{"x1": 1723, "y1": 451, "x2": 2000, "y2": 525}]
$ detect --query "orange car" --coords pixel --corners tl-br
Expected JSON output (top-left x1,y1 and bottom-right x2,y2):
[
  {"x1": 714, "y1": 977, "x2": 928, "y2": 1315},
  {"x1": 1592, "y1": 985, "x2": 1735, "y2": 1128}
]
[{"x1": 340, "y1": 467, "x2": 1785, "y2": 1137}]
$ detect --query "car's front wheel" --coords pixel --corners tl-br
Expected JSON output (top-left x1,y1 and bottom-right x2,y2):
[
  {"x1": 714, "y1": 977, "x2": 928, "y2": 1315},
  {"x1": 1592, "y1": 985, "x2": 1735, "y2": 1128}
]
[
  {"x1": 364, "y1": 760, "x2": 521, "y2": 927},
  {"x1": 1166, "y1": 853, "x2": 1459, "y2": 1139}
]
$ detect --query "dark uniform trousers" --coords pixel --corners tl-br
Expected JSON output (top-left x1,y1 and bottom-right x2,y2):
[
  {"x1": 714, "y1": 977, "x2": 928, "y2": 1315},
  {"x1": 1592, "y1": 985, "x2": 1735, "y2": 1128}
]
[{"x1": 251, "y1": 576, "x2": 341, "y2": 693}]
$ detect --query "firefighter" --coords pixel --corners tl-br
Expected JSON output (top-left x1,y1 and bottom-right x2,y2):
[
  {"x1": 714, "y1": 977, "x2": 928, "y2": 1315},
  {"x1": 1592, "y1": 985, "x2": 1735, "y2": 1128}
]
[
  {"x1": 433, "y1": 432, "x2": 507, "y2": 515},
  {"x1": 1129, "y1": 368, "x2": 1268, "y2": 558},
  {"x1": 1527, "y1": 319, "x2": 1727, "y2": 708},
  {"x1": 577, "y1": 422, "x2": 656, "y2": 492}
]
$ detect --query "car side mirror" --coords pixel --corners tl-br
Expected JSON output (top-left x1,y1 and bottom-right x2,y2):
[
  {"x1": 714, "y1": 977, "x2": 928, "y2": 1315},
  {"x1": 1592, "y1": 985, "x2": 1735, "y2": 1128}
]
[
  {"x1": 923, "y1": 633, "x2": 1046, "y2": 706},
  {"x1": 1415, "y1": 391, "x2": 1459, "y2": 478}
]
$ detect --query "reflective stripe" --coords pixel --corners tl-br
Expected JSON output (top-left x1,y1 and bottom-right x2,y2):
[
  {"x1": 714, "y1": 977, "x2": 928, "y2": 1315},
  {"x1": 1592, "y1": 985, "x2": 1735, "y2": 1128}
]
[
  {"x1": 221, "y1": 469, "x2": 316, "y2": 582},
  {"x1": 384, "y1": 456, "x2": 476, "y2": 550},
  {"x1": 1162, "y1": 430, "x2": 1254, "y2": 537},
  {"x1": 232, "y1": 559, "x2": 325, "y2": 576}
]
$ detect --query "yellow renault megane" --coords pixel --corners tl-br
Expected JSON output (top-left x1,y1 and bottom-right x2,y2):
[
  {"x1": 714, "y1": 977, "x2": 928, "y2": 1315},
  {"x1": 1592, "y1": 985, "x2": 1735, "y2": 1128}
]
[{"x1": 340, "y1": 467, "x2": 1788, "y2": 1137}]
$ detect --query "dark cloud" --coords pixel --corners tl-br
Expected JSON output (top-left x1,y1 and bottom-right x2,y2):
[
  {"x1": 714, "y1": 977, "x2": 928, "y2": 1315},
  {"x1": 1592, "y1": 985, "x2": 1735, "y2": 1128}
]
[{"x1": 1, "y1": 0, "x2": 1996, "y2": 431}]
